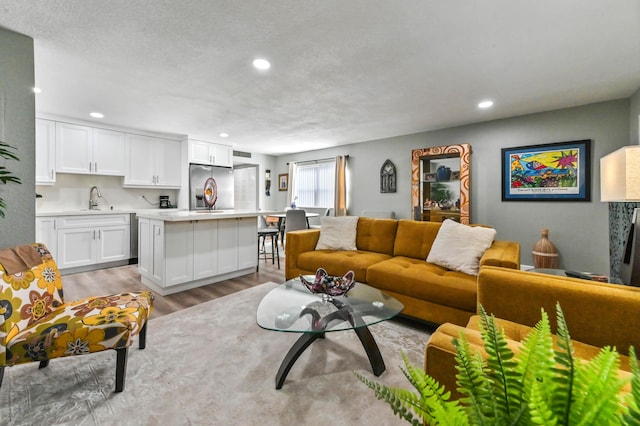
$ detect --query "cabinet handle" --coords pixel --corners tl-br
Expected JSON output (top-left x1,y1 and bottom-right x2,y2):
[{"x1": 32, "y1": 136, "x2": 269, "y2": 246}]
[
  {"x1": 98, "y1": 230, "x2": 102, "y2": 240},
  {"x1": 89, "y1": 161, "x2": 92, "y2": 173},
  {"x1": 50, "y1": 169, "x2": 54, "y2": 179},
  {"x1": 93, "y1": 230, "x2": 96, "y2": 239},
  {"x1": 94, "y1": 162, "x2": 98, "y2": 173}
]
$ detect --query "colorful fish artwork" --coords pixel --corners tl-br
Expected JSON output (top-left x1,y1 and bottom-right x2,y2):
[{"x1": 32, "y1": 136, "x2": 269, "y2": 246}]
[{"x1": 509, "y1": 149, "x2": 579, "y2": 190}]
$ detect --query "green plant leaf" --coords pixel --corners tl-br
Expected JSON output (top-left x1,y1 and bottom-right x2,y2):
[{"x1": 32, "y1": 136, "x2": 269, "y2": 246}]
[
  {"x1": 550, "y1": 303, "x2": 576, "y2": 424},
  {"x1": 454, "y1": 333, "x2": 492, "y2": 425},
  {"x1": 623, "y1": 346, "x2": 640, "y2": 425}
]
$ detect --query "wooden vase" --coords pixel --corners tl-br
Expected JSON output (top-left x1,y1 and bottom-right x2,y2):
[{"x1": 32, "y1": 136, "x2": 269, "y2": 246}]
[{"x1": 532, "y1": 228, "x2": 559, "y2": 269}]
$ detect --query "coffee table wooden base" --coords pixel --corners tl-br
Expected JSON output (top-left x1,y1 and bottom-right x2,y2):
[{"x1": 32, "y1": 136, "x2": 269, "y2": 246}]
[{"x1": 275, "y1": 325, "x2": 385, "y2": 389}]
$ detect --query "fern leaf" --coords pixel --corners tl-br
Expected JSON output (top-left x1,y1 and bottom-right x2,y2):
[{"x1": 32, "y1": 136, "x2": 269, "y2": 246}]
[
  {"x1": 623, "y1": 346, "x2": 640, "y2": 425},
  {"x1": 477, "y1": 305, "x2": 522, "y2": 422},
  {"x1": 528, "y1": 379, "x2": 558, "y2": 425},
  {"x1": 515, "y1": 309, "x2": 555, "y2": 424},
  {"x1": 550, "y1": 303, "x2": 575, "y2": 424},
  {"x1": 454, "y1": 333, "x2": 492, "y2": 425},
  {"x1": 354, "y1": 370, "x2": 422, "y2": 424},
  {"x1": 570, "y1": 346, "x2": 627, "y2": 424}
]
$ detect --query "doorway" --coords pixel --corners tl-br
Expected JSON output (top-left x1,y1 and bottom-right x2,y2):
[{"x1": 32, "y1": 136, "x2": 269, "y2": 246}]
[{"x1": 234, "y1": 164, "x2": 258, "y2": 210}]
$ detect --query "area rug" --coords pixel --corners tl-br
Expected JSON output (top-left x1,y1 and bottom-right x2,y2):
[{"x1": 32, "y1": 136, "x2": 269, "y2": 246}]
[{"x1": 0, "y1": 282, "x2": 432, "y2": 426}]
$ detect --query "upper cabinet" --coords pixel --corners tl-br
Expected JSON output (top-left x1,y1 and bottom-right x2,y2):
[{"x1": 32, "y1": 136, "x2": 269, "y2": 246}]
[
  {"x1": 124, "y1": 134, "x2": 182, "y2": 188},
  {"x1": 55, "y1": 122, "x2": 125, "y2": 175},
  {"x1": 186, "y1": 139, "x2": 233, "y2": 167},
  {"x1": 35, "y1": 119, "x2": 56, "y2": 185}
]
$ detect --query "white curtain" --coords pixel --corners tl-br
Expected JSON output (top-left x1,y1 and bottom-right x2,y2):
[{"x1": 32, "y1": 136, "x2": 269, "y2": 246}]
[
  {"x1": 287, "y1": 162, "x2": 297, "y2": 208},
  {"x1": 334, "y1": 155, "x2": 348, "y2": 216}
]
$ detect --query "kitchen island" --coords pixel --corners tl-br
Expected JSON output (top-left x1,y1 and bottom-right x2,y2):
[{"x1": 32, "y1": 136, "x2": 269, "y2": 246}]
[{"x1": 136, "y1": 210, "x2": 271, "y2": 295}]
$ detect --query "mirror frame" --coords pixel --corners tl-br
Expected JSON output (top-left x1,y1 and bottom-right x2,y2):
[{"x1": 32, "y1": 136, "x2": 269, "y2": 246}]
[{"x1": 411, "y1": 143, "x2": 471, "y2": 224}]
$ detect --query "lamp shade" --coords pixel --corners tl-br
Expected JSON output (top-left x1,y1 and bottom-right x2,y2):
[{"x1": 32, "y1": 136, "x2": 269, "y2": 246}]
[{"x1": 600, "y1": 145, "x2": 640, "y2": 202}]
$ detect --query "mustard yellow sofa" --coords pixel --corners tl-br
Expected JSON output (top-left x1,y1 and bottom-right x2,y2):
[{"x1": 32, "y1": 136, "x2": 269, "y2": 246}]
[
  {"x1": 425, "y1": 266, "x2": 640, "y2": 398},
  {"x1": 285, "y1": 217, "x2": 520, "y2": 326}
]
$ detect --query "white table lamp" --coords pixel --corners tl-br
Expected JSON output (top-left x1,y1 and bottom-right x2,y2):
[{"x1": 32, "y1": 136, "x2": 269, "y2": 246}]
[{"x1": 600, "y1": 145, "x2": 640, "y2": 285}]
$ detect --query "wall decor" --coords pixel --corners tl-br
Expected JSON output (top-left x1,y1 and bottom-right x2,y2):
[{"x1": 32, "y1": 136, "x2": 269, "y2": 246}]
[
  {"x1": 380, "y1": 159, "x2": 396, "y2": 193},
  {"x1": 411, "y1": 143, "x2": 471, "y2": 224},
  {"x1": 501, "y1": 139, "x2": 591, "y2": 201},
  {"x1": 278, "y1": 173, "x2": 288, "y2": 191}
]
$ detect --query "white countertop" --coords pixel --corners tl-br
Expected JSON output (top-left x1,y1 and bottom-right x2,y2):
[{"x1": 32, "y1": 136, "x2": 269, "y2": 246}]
[
  {"x1": 135, "y1": 209, "x2": 283, "y2": 222},
  {"x1": 36, "y1": 208, "x2": 179, "y2": 217}
]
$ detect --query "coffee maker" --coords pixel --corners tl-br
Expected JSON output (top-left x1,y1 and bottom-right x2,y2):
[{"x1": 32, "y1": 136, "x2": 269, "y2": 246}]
[{"x1": 159, "y1": 195, "x2": 172, "y2": 209}]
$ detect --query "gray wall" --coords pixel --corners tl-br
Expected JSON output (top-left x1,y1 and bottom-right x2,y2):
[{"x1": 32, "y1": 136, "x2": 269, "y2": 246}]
[
  {"x1": 277, "y1": 99, "x2": 631, "y2": 274},
  {"x1": 630, "y1": 87, "x2": 640, "y2": 146},
  {"x1": 0, "y1": 27, "x2": 35, "y2": 247}
]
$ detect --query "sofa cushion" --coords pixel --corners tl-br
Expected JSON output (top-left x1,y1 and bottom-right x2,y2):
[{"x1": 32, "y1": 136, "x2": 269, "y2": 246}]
[
  {"x1": 297, "y1": 250, "x2": 392, "y2": 283},
  {"x1": 315, "y1": 216, "x2": 359, "y2": 250},
  {"x1": 366, "y1": 256, "x2": 477, "y2": 312},
  {"x1": 393, "y1": 220, "x2": 442, "y2": 259},
  {"x1": 355, "y1": 217, "x2": 398, "y2": 255},
  {"x1": 427, "y1": 219, "x2": 496, "y2": 275}
]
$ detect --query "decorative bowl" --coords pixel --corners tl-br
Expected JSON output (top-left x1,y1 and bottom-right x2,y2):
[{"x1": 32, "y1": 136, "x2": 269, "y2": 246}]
[{"x1": 300, "y1": 268, "x2": 356, "y2": 297}]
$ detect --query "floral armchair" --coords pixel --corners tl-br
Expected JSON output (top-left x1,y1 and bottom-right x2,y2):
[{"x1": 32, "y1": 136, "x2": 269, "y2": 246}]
[{"x1": 0, "y1": 243, "x2": 153, "y2": 392}]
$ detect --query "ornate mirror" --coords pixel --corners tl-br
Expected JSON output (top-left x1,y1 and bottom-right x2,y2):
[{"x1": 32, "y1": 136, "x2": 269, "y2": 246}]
[{"x1": 411, "y1": 143, "x2": 471, "y2": 224}]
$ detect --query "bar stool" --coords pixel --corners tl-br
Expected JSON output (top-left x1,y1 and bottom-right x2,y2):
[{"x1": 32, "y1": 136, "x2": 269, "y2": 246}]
[{"x1": 257, "y1": 216, "x2": 280, "y2": 270}]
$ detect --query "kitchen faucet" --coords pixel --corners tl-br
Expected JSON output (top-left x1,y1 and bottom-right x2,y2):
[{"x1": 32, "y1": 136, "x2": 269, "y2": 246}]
[{"x1": 89, "y1": 186, "x2": 102, "y2": 210}]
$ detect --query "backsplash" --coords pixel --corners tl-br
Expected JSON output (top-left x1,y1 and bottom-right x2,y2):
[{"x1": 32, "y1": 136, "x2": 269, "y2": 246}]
[{"x1": 36, "y1": 174, "x2": 178, "y2": 211}]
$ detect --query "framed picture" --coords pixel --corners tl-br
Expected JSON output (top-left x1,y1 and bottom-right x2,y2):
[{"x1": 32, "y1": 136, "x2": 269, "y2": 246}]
[
  {"x1": 501, "y1": 139, "x2": 591, "y2": 201},
  {"x1": 278, "y1": 174, "x2": 288, "y2": 191},
  {"x1": 423, "y1": 172, "x2": 437, "y2": 183}
]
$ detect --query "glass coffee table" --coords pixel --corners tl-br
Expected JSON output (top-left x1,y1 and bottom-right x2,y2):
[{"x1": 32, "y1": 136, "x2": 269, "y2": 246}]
[{"x1": 257, "y1": 277, "x2": 404, "y2": 389}]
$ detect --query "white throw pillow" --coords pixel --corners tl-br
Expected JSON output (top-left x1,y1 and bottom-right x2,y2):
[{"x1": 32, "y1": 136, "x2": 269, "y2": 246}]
[
  {"x1": 426, "y1": 219, "x2": 497, "y2": 275},
  {"x1": 315, "y1": 216, "x2": 359, "y2": 251}
]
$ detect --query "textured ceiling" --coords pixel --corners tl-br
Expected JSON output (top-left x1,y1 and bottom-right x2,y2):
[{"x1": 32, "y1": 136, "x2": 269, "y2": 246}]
[{"x1": 1, "y1": 0, "x2": 639, "y2": 155}]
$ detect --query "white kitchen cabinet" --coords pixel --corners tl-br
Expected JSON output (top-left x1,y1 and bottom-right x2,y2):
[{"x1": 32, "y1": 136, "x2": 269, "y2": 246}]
[
  {"x1": 55, "y1": 122, "x2": 125, "y2": 175},
  {"x1": 35, "y1": 216, "x2": 58, "y2": 260},
  {"x1": 125, "y1": 134, "x2": 181, "y2": 188},
  {"x1": 137, "y1": 216, "x2": 256, "y2": 294},
  {"x1": 237, "y1": 217, "x2": 258, "y2": 269},
  {"x1": 35, "y1": 119, "x2": 56, "y2": 184},
  {"x1": 186, "y1": 139, "x2": 233, "y2": 167},
  {"x1": 56, "y1": 214, "x2": 130, "y2": 270},
  {"x1": 193, "y1": 220, "x2": 218, "y2": 279}
]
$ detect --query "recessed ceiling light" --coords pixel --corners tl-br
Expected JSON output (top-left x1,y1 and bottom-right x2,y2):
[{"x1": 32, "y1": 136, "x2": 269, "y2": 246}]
[
  {"x1": 33, "y1": 87, "x2": 42, "y2": 93},
  {"x1": 90, "y1": 112, "x2": 104, "y2": 118},
  {"x1": 478, "y1": 100, "x2": 494, "y2": 109},
  {"x1": 219, "y1": 133, "x2": 229, "y2": 138},
  {"x1": 252, "y1": 58, "x2": 271, "y2": 70}
]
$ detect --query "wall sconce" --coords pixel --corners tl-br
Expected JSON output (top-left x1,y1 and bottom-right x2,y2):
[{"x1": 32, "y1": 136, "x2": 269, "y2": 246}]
[
  {"x1": 600, "y1": 145, "x2": 640, "y2": 285},
  {"x1": 265, "y1": 169, "x2": 271, "y2": 196}
]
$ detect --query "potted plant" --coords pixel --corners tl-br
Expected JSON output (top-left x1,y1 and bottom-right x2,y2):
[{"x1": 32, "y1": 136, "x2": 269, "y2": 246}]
[
  {"x1": 355, "y1": 304, "x2": 640, "y2": 425},
  {"x1": 0, "y1": 141, "x2": 22, "y2": 218}
]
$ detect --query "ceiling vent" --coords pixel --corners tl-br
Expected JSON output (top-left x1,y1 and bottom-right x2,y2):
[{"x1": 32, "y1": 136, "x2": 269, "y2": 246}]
[{"x1": 233, "y1": 150, "x2": 251, "y2": 158}]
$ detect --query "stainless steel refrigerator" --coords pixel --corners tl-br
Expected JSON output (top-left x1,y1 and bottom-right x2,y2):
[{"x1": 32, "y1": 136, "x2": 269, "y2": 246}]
[{"x1": 189, "y1": 163, "x2": 234, "y2": 210}]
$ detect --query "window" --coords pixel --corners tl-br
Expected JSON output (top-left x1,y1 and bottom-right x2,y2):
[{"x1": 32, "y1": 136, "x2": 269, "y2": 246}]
[{"x1": 295, "y1": 160, "x2": 335, "y2": 208}]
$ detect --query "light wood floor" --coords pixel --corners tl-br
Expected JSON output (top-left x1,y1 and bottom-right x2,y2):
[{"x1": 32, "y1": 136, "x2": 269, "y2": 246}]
[{"x1": 61, "y1": 255, "x2": 285, "y2": 319}]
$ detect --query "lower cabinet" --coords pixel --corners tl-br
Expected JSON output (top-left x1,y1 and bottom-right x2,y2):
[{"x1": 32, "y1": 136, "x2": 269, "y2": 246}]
[
  {"x1": 55, "y1": 214, "x2": 131, "y2": 270},
  {"x1": 138, "y1": 216, "x2": 257, "y2": 294},
  {"x1": 35, "y1": 216, "x2": 58, "y2": 260},
  {"x1": 37, "y1": 214, "x2": 130, "y2": 271}
]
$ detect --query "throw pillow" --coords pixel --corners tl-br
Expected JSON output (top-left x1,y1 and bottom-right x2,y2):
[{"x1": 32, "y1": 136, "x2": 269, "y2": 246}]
[
  {"x1": 426, "y1": 219, "x2": 497, "y2": 275},
  {"x1": 315, "y1": 216, "x2": 359, "y2": 251}
]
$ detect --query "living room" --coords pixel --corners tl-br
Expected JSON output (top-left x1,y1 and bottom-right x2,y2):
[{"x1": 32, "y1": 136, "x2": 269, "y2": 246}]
[{"x1": 1, "y1": 2, "x2": 640, "y2": 424}]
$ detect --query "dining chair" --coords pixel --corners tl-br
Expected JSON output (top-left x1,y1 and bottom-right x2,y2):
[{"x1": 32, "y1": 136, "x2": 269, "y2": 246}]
[
  {"x1": 257, "y1": 216, "x2": 280, "y2": 270},
  {"x1": 283, "y1": 209, "x2": 308, "y2": 249},
  {"x1": 310, "y1": 207, "x2": 333, "y2": 229},
  {"x1": 0, "y1": 243, "x2": 153, "y2": 393}
]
